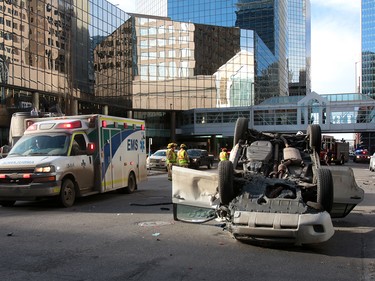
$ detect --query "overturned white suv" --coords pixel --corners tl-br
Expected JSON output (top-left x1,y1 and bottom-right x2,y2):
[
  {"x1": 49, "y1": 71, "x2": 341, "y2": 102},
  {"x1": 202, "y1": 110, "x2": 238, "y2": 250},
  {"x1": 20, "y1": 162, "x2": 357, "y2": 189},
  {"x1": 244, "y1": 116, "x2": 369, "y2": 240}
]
[{"x1": 172, "y1": 118, "x2": 364, "y2": 245}]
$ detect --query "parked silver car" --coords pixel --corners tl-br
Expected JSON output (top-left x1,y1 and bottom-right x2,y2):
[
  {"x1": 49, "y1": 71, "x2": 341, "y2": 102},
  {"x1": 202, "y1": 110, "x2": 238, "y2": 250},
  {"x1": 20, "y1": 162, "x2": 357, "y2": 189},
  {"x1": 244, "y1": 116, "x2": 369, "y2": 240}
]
[
  {"x1": 172, "y1": 118, "x2": 364, "y2": 245},
  {"x1": 148, "y1": 149, "x2": 168, "y2": 170}
]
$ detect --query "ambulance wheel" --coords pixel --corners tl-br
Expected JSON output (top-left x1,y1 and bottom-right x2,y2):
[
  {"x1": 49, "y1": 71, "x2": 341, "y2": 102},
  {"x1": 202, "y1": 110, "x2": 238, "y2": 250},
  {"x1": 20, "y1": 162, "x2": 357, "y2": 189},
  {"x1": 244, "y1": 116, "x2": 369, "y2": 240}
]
[
  {"x1": 233, "y1": 117, "x2": 249, "y2": 146},
  {"x1": 0, "y1": 200, "x2": 16, "y2": 207},
  {"x1": 59, "y1": 179, "x2": 76, "y2": 208},
  {"x1": 218, "y1": 160, "x2": 234, "y2": 205},
  {"x1": 121, "y1": 172, "x2": 137, "y2": 194},
  {"x1": 316, "y1": 169, "x2": 333, "y2": 213},
  {"x1": 307, "y1": 124, "x2": 321, "y2": 154}
]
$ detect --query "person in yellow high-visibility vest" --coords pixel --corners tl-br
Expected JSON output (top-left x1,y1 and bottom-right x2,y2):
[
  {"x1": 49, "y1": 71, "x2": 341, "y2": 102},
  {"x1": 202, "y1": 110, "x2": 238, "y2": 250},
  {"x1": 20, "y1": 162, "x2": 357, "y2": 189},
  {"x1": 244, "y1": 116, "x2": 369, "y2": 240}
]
[
  {"x1": 177, "y1": 144, "x2": 189, "y2": 168},
  {"x1": 219, "y1": 147, "x2": 229, "y2": 161},
  {"x1": 166, "y1": 143, "x2": 177, "y2": 180}
]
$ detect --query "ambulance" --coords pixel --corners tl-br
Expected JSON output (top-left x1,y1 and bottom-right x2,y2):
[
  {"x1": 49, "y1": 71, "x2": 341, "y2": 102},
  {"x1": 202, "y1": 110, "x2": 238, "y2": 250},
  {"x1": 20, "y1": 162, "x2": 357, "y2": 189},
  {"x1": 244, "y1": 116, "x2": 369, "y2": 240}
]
[{"x1": 0, "y1": 114, "x2": 147, "y2": 207}]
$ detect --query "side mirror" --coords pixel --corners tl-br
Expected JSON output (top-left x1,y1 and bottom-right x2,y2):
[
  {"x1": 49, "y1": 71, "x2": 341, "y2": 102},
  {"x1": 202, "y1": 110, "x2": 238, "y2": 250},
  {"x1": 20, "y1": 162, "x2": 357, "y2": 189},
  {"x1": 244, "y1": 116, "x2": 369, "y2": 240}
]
[{"x1": 87, "y1": 142, "x2": 95, "y2": 155}]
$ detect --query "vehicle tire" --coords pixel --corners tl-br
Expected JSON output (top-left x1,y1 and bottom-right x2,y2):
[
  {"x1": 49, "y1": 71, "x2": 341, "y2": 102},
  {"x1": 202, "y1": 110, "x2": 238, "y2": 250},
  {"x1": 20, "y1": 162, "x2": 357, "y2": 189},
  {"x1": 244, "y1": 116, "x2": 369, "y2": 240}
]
[
  {"x1": 218, "y1": 160, "x2": 234, "y2": 205},
  {"x1": 0, "y1": 200, "x2": 16, "y2": 207},
  {"x1": 316, "y1": 168, "x2": 333, "y2": 213},
  {"x1": 59, "y1": 178, "x2": 76, "y2": 208},
  {"x1": 233, "y1": 117, "x2": 248, "y2": 146},
  {"x1": 307, "y1": 124, "x2": 321, "y2": 154},
  {"x1": 207, "y1": 162, "x2": 211, "y2": 169},
  {"x1": 121, "y1": 172, "x2": 137, "y2": 194}
]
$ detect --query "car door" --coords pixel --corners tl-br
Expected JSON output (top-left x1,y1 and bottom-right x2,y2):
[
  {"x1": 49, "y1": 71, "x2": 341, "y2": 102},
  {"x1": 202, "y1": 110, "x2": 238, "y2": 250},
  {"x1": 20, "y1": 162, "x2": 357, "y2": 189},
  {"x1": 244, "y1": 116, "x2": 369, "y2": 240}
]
[
  {"x1": 70, "y1": 133, "x2": 94, "y2": 191},
  {"x1": 172, "y1": 166, "x2": 219, "y2": 222},
  {"x1": 328, "y1": 166, "x2": 365, "y2": 218}
]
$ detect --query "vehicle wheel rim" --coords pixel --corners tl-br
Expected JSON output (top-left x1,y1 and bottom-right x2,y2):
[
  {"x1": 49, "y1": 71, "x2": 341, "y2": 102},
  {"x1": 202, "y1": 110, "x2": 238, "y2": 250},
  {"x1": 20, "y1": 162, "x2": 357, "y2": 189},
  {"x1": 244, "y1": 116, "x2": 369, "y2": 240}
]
[
  {"x1": 64, "y1": 187, "x2": 73, "y2": 203},
  {"x1": 62, "y1": 181, "x2": 75, "y2": 206}
]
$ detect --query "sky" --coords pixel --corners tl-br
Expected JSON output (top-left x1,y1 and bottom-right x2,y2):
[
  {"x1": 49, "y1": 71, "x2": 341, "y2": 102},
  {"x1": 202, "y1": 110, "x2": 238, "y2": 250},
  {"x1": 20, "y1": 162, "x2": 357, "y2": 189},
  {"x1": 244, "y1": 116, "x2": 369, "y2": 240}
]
[{"x1": 108, "y1": 0, "x2": 360, "y2": 141}]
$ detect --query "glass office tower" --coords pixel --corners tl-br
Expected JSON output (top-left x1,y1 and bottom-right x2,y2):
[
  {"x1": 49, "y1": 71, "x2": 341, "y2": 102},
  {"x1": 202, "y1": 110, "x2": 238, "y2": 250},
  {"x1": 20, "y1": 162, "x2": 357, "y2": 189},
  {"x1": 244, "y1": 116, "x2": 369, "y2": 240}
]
[
  {"x1": 167, "y1": 0, "x2": 287, "y2": 103},
  {"x1": 0, "y1": 0, "x2": 130, "y2": 112},
  {"x1": 362, "y1": 0, "x2": 375, "y2": 97},
  {"x1": 138, "y1": 0, "x2": 311, "y2": 101},
  {"x1": 287, "y1": 0, "x2": 311, "y2": 96},
  {"x1": 360, "y1": 0, "x2": 375, "y2": 153},
  {"x1": 94, "y1": 15, "x2": 255, "y2": 110},
  {"x1": 0, "y1": 0, "x2": 255, "y2": 148}
]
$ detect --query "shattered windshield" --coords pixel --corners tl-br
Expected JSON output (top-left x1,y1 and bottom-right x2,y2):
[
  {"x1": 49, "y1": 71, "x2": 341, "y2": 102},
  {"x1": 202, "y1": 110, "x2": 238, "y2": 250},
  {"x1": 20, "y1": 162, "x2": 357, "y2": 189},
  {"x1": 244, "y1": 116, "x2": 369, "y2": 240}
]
[{"x1": 8, "y1": 134, "x2": 70, "y2": 157}]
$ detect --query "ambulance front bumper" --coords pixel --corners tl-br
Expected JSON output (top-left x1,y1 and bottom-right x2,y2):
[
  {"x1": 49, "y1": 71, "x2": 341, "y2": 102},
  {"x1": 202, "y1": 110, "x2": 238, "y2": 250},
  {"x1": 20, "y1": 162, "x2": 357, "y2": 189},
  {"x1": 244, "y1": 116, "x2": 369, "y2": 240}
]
[{"x1": 0, "y1": 181, "x2": 61, "y2": 200}]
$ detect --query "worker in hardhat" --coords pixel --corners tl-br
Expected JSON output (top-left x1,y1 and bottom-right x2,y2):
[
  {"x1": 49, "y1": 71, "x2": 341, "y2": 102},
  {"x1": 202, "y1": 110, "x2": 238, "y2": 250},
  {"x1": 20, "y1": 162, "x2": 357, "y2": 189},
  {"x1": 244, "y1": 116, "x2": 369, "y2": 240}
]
[
  {"x1": 219, "y1": 147, "x2": 229, "y2": 161},
  {"x1": 177, "y1": 143, "x2": 189, "y2": 167},
  {"x1": 166, "y1": 142, "x2": 178, "y2": 180}
]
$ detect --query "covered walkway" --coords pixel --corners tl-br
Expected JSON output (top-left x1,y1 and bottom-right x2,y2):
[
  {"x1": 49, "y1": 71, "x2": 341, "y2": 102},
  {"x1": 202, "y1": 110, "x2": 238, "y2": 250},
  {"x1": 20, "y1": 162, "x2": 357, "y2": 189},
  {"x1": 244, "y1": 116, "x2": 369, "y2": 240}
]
[{"x1": 179, "y1": 92, "x2": 375, "y2": 136}]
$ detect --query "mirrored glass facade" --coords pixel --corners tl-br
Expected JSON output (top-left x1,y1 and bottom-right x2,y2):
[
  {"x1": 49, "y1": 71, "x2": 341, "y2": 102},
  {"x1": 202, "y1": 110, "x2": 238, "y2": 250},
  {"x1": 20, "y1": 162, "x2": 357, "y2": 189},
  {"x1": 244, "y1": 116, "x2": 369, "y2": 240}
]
[
  {"x1": 0, "y1": 0, "x2": 127, "y2": 143},
  {"x1": 287, "y1": 0, "x2": 311, "y2": 96},
  {"x1": 360, "y1": 0, "x2": 375, "y2": 154},
  {"x1": 0, "y1": 0, "x2": 311, "y2": 150},
  {"x1": 94, "y1": 15, "x2": 255, "y2": 109},
  {"x1": 166, "y1": 0, "x2": 287, "y2": 103},
  {"x1": 0, "y1": 0, "x2": 255, "y2": 149},
  {"x1": 0, "y1": 0, "x2": 129, "y2": 105},
  {"x1": 362, "y1": 0, "x2": 375, "y2": 97},
  {"x1": 143, "y1": 0, "x2": 311, "y2": 100}
]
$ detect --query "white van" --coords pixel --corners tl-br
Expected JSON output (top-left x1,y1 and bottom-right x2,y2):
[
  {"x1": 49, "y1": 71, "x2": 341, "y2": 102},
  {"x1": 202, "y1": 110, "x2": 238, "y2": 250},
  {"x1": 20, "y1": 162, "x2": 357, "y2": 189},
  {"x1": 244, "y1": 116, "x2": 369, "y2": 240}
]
[{"x1": 0, "y1": 114, "x2": 147, "y2": 207}]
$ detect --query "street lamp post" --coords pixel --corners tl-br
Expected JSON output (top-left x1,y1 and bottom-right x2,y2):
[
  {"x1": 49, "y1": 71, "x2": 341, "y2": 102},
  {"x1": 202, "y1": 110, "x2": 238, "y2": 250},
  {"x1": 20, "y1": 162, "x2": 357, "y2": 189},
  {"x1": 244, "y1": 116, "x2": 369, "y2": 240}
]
[{"x1": 355, "y1": 61, "x2": 361, "y2": 93}]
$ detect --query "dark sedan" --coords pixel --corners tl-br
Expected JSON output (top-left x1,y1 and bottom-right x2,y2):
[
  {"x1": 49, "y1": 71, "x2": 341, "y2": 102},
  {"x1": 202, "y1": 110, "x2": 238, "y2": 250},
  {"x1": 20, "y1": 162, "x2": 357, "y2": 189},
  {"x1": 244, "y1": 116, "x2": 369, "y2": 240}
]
[{"x1": 187, "y1": 149, "x2": 214, "y2": 169}]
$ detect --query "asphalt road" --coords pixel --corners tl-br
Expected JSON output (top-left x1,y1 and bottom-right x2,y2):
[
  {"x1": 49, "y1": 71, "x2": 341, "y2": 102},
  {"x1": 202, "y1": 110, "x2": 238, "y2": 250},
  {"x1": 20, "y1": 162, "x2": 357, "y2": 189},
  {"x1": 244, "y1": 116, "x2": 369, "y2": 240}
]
[{"x1": 0, "y1": 162, "x2": 373, "y2": 281}]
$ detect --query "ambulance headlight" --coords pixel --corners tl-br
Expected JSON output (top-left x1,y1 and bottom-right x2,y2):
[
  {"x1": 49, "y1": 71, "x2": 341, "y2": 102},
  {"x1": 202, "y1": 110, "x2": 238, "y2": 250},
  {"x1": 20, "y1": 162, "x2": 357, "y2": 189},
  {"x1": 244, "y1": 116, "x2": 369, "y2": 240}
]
[{"x1": 35, "y1": 165, "x2": 55, "y2": 173}]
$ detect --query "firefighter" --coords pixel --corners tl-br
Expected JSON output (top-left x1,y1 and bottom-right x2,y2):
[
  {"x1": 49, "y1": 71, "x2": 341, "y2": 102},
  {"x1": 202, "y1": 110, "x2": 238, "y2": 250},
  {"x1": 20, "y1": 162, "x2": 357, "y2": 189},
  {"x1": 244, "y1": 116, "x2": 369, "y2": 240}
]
[
  {"x1": 324, "y1": 148, "x2": 332, "y2": 166},
  {"x1": 166, "y1": 143, "x2": 177, "y2": 181},
  {"x1": 177, "y1": 144, "x2": 189, "y2": 168},
  {"x1": 219, "y1": 147, "x2": 229, "y2": 161}
]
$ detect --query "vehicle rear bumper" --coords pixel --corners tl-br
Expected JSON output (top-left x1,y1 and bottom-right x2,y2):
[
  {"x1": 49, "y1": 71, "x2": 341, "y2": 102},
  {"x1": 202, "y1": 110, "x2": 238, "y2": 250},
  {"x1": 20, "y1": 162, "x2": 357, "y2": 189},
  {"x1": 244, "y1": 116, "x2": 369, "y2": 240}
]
[
  {"x1": 229, "y1": 211, "x2": 334, "y2": 245},
  {"x1": 149, "y1": 163, "x2": 167, "y2": 169},
  {"x1": 0, "y1": 181, "x2": 61, "y2": 200}
]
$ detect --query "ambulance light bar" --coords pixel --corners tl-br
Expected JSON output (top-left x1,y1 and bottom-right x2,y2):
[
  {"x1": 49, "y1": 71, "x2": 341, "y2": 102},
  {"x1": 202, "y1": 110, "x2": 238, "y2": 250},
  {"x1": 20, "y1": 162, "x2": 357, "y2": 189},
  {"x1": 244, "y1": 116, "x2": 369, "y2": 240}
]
[{"x1": 55, "y1": 120, "x2": 82, "y2": 129}]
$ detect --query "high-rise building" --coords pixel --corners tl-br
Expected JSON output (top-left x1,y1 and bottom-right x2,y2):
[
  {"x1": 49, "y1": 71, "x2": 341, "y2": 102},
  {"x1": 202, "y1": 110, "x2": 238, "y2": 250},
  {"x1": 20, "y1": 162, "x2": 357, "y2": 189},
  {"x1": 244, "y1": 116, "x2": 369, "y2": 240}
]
[
  {"x1": 362, "y1": 0, "x2": 375, "y2": 97},
  {"x1": 137, "y1": 0, "x2": 311, "y2": 99},
  {"x1": 359, "y1": 0, "x2": 375, "y2": 153},
  {"x1": 0, "y1": 0, "x2": 255, "y2": 149},
  {"x1": 287, "y1": 0, "x2": 311, "y2": 96},
  {"x1": 0, "y1": 0, "x2": 311, "y2": 150}
]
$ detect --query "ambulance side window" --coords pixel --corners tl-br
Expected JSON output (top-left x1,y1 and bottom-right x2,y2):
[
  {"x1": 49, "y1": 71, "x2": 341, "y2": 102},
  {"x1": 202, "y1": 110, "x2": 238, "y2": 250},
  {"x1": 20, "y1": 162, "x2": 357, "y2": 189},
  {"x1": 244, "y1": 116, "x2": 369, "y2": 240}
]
[{"x1": 71, "y1": 134, "x2": 86, "y2": 156}]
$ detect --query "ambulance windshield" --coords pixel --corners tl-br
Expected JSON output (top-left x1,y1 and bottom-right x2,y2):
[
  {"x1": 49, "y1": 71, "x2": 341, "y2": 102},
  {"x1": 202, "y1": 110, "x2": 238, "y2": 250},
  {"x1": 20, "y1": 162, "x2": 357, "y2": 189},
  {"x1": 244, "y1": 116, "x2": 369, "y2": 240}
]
[{"x1": 8, "y1": 134, "x2": 70, "y2": 157}]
